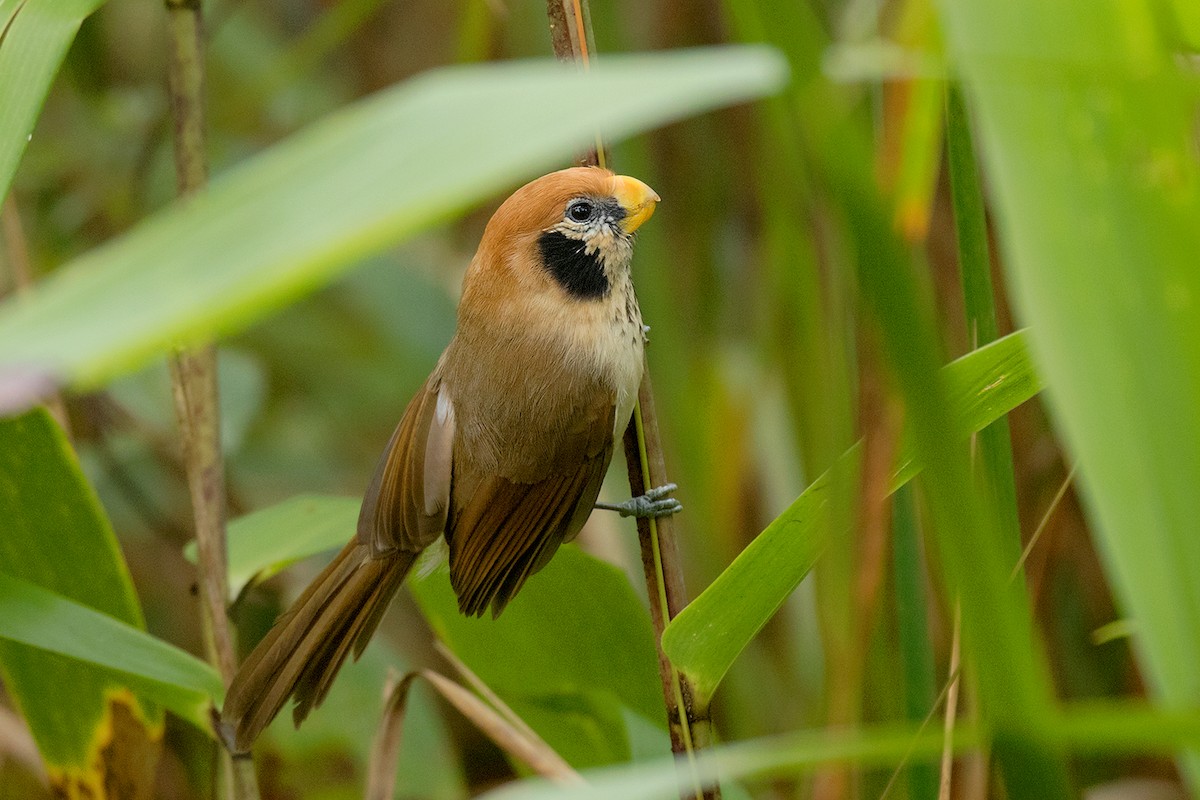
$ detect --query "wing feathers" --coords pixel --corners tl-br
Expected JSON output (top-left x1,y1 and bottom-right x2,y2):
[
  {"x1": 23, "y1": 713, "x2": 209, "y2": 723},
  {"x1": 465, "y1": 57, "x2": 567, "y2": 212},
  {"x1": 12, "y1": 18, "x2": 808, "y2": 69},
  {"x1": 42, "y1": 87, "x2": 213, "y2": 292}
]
[
  {"x1": 358, "y1": 377, "x2": 452, "y2": 555},
  {"x1": 448, "y1": 450, "x2": 609, "y2": 617}
]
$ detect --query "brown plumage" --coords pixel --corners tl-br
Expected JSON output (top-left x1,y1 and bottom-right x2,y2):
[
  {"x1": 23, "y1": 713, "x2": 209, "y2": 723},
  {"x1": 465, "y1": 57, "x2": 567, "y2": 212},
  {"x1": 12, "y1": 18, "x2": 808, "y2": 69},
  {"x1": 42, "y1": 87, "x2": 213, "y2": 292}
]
[{"x1": 219, "y1": 167, "x2": 659, "y2": 753}]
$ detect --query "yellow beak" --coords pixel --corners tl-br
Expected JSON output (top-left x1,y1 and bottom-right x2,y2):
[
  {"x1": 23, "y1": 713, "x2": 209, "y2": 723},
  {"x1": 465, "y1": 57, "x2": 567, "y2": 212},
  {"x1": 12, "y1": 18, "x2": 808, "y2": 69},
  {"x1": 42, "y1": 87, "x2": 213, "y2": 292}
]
[{"x1": 611, "y1": 175, "x2": 660, "y2": 234}]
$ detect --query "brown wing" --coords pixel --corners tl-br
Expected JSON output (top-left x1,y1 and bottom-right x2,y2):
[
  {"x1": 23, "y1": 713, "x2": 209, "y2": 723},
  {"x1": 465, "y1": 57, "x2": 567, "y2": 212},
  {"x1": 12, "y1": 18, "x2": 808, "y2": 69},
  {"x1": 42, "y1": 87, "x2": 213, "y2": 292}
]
[
  {"x1": 357, "y1": 373, "x2": 454, "y2": 555},
  {"x1": 446, "y1": 395, "x2": 616, "y2": 618}
]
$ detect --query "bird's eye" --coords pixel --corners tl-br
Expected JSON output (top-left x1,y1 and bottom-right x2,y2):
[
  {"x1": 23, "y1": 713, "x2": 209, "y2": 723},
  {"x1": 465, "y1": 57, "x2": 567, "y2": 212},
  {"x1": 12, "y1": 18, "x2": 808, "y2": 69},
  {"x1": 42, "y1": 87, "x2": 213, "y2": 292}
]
[{"x1": 567, "y1": 200, "x2": 594, "y2": 223}]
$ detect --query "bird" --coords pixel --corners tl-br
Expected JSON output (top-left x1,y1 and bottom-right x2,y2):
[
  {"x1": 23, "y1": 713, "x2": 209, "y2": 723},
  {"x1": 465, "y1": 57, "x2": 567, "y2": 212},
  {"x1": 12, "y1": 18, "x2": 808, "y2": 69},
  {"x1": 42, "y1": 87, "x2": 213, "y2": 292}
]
[{"x1": 218, "y1": 166, "x2": 681, "y2": 753}]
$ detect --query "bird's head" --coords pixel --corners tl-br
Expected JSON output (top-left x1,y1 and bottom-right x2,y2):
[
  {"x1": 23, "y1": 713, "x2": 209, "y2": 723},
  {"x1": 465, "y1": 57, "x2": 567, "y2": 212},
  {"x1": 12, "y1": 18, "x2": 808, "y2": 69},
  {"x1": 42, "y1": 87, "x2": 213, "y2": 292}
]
[{"x1": 467, "y1": 167, "x2": 659, "y2": 304}]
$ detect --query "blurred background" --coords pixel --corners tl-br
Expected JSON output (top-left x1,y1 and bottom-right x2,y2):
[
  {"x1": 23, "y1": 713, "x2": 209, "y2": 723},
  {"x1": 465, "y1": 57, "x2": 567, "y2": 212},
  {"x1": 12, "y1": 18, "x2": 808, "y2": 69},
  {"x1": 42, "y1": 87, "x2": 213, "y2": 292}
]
[{"x1": 0, "y1": 0, "x2": 1155, "y2": 798}]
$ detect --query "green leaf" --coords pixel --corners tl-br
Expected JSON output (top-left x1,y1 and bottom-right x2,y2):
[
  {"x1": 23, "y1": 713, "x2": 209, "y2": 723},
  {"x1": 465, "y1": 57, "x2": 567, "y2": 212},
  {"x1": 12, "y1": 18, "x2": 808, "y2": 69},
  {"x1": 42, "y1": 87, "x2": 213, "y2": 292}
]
[
  {"x1": 478, "y1": 703, "x2": 1200, "y2": 800},
  {"x1": 662, "y1": 328, "x2": 1042, "y2": 707},
  {"x1": 892, "y1": 329, "x2": 1042, "y2": 487},
  {"x1": 842, "y1": 144, "x2": 1071, "y2": 796},
  {"x1": 0, "y1": 407, "x2": 213, "y2": 794},
  {"x1": 937, "y1": 0, "x2": 1200, "y2": 786},
  {"x1": 184, "y1": 493, "x2": 360, "y2": 597},
  {"x1": 0, "y1": 47, "x2": 787, "y2": 400},
  {"x1": 0, "y1": 0, "x2": 107, "y2": 203},
  {"x1": 945, "y1": 81, "x2": 1021, "y2": 560},
  {"x1": 0, "y1": 407, "x2": 162, "y2": 772},
  {"x1": 0, "y1": 571, "x2": 222, "y2": 729},
  {"x1": 410, "y1": 546, "x2": 664, "y2": 769}
]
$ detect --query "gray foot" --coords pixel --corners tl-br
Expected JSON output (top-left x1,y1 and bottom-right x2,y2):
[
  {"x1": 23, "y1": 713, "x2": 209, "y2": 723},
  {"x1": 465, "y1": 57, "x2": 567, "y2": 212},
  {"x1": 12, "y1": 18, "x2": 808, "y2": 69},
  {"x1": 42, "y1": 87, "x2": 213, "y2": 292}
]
[{"x1": 596, "y1": 483, "x2": 682, "y2": 519}]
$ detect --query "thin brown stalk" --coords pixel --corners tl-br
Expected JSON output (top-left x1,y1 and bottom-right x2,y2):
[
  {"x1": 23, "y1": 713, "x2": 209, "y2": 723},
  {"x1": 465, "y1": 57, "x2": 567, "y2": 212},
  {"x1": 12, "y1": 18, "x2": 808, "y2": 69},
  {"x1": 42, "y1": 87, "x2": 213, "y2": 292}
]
[
  {"x1": 545, "y1": 4, "x2": 714, "y2": 799},
  {"x1": 422, "y1": 670, "x2": 582, "y2": 784},
  {"x1": 368, "y1": 662, "x2": 582, "y2": 798},
  {"x1": 434, "y1": 640, "x2": 542, "y2": 746},
  {"x1": 817, "y1": 340, "x2": 903, "y2": 800},
  {"x1": 1012, "y1": 462, "x2": 1077, "y2": 583},
  {"x1": 162, "y1": 0, "x2": 257, "y2": 797},
  {"x1": 938, "y1": 604, "x2": 962, "y2": 800},
  {"x1": 365, "y1": 671, "x2": 421, "y2": 800}
]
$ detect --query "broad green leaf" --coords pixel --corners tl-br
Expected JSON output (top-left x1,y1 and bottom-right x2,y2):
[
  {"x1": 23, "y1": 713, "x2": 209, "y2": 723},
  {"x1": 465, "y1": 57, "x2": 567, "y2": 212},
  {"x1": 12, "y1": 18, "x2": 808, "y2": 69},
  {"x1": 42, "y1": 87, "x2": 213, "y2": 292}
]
[
  {"x1": 410, "y1": 546, "x2": 664, "y2": 769},
  {"x1": 662, "y1": 328, "x2": 1041, "y2": 706},
  {"x1": 0, "y1": 0, "x2": 106, "y2": 203},
  {"x1": 0, "y1": 409, "x2": 178, "y2": 793},
  {"x1": 184, "y1": 493, "x2": 360, "y2": 597},
  {"x1": 936, "y1": 0, "x2": 1200, "y2": 785},
  {"x1": 0, "y1": 572, "x2": 221, "y2": 728},
  {"x1": 0, "y1": 48, "x2": 786, "y2": 401}
]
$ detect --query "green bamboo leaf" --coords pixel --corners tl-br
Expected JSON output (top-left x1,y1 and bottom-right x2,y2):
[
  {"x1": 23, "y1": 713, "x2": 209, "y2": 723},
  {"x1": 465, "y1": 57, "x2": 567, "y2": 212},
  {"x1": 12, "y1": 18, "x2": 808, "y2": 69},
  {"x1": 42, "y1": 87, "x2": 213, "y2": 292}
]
[
  {"x1": 0, "y1": 0, "x2": 106, "y2": 203},
  {"x1": 662, "y1": 328, "x2": 1041, "y2": 708},
  {"x1": 481, "y1": 723, "x2": 967, "y2": 800},
  {"x1": 0, "y1": 47, "x2": 786, "y2": 402},
  {"x1": 891, "y1": 328, "x2": 1043, "y2": 487},
  {"x1": 937, "y1": 0, "x2": 1200, "y2": 786},
  {"x1": 0, "y1": 408, "x2": 208, "y2": 795},
  {"x1": 0, "y1": 571, "x2": 222, "y2": 728},
  {"x1": 184, "y1": 494, "x2": 360, "y2": 597}
]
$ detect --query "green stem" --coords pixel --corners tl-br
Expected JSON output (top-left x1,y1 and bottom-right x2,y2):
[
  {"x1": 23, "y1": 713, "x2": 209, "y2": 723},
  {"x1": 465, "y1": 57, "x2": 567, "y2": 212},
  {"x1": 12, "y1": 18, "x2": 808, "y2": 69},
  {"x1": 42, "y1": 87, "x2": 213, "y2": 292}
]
[{"x1": 945, "y1": 83, "x2": 1022, "y2": 562}]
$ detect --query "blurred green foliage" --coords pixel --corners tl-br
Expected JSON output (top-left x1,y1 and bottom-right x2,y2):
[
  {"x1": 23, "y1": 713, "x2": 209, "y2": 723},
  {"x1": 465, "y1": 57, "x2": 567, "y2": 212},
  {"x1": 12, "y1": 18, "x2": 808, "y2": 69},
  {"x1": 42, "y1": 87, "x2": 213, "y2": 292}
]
[{"x1": 3, "y1": 0, "x2": 1198, "y2": 798}]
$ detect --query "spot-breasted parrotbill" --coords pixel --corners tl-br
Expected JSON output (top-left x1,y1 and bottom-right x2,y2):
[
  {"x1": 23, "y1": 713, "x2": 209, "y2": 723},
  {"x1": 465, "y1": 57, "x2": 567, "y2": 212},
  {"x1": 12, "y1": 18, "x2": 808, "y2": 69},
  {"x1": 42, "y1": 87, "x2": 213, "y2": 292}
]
[{"x1": 219, "y1": 167, "x2": 676, "y2": 752}]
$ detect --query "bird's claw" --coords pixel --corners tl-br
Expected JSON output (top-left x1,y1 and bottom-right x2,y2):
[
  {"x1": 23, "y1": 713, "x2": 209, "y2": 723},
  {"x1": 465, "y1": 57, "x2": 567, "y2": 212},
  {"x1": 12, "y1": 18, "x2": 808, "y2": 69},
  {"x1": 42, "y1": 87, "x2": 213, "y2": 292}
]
[{"x1": 596, "y1": 483, "x2": 681, "y2": 519}]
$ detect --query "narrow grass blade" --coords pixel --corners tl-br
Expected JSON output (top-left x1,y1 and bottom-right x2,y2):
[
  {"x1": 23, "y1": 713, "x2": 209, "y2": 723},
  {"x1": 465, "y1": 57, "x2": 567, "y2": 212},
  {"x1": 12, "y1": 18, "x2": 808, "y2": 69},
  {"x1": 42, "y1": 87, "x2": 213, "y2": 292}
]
[
  {"x1": 663, "y1": 328, "x2": 1041, "y2": 707},
  {"x1": 945, "y1": 81, "x2": 1021, "y2": 561}
]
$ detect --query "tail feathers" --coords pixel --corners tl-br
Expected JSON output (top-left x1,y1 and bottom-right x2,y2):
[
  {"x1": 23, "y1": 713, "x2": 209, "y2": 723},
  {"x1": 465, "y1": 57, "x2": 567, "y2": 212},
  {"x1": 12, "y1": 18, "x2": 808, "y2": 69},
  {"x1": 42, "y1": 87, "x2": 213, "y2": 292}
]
[{"x1": 219, "y1": 541, "x2": 416, "y2": 754}]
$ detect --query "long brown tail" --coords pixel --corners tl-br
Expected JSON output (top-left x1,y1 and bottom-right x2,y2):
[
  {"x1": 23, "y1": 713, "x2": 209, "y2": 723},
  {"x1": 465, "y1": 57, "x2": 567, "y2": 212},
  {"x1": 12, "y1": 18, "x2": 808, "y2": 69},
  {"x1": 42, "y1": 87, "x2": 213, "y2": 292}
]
[{"x1": 218, "y1": 541, "x2": 417, "y2": 753}]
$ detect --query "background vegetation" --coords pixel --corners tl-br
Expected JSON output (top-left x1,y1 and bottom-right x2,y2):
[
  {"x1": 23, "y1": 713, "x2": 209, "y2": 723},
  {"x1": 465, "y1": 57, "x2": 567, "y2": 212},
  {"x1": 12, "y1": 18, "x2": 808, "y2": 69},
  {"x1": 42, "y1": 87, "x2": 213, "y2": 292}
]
[{"x1": 1, "y1": 1, "x2": 1198, "y2": 799}]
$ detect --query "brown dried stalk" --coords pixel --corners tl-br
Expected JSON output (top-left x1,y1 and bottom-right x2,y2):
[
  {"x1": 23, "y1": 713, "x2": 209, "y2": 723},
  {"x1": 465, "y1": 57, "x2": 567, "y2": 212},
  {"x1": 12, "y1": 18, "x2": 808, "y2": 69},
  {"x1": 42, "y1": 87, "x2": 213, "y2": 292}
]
[
  {"x1": 545, "y1": 4, "x2": 716, "y2": 799},
  {"x1": 162, "y1": 0, "x2": 258, "y2": 796}
]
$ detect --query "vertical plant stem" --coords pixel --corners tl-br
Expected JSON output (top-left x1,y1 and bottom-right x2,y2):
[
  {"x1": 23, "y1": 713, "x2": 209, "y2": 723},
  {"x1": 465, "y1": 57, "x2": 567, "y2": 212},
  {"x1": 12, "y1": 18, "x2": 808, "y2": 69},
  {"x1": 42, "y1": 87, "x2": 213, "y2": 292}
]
[
  {"x1": 945, "y1": 84, "x2": 1021, "y2": 561},
  {"x1": 891, "y1": 484, "x2": 939, "y2": 800},
  {"x1": 163, "y1": 0, "x2": 258, "y2": 797},
  {"x1": 545, "y1": 3, "x2": 715, "y2": 799}
]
